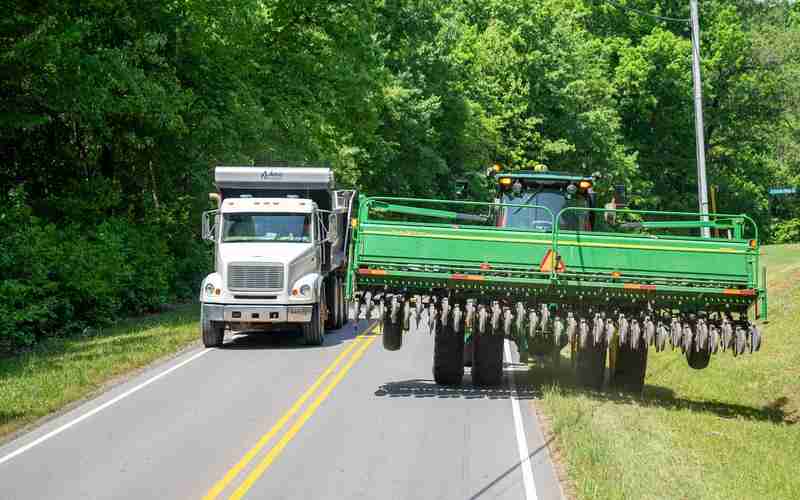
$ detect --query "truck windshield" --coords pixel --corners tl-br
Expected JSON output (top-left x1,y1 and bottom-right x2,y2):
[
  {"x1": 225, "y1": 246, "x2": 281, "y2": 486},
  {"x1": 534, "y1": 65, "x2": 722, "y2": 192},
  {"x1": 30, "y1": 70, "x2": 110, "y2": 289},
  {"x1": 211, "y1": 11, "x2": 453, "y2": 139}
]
[
  {"x1": 222, "y1": 213, "x2": 312, "y2": 243},
  {"x1": 502, "y1": 190, "x2": 589, "y2": 231}
]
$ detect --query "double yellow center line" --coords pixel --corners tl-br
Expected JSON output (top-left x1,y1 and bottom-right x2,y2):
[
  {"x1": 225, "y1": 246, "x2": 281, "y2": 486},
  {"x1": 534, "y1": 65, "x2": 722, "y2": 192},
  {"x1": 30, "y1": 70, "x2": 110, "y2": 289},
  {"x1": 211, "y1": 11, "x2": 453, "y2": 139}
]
[{"x1": 204, "y1": 323, "x2": 380, "y2": 500}]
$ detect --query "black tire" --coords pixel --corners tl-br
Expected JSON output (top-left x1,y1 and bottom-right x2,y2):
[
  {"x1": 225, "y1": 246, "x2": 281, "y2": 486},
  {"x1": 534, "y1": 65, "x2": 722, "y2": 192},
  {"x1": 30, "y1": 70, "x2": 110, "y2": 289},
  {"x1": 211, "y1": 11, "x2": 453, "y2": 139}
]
[
  {"x1": 472, "y1": 334, "x2": 504, "y2": 386},
  {"x1": 433, "y1": 323, "x2": 464, "y2": 385},
  {"x1": 464, "y1": 335, "x2": 474, "y2": 367},
  {"x1": 551, "y1": 345, "x2": 561, "y2": 368},
  {"x1": 201, "y1": 310, "x2": 224, "y2": 348},
  {"x1": 325, "y1": 277, "x2": 339, "y2": 330},
  {"x1": 576, "y1": 340, "x2": 606, "y2": 390},
  {"x1": 303, "y1": 296, "x2": 325, "y2": 346},
  {"x1": 611, "y1": 343, "x2": 648, "y2": 393},
  {"x1": 338, "y1": 278, "x2": 350, "y2": 328},
  {"x1": 382, "y1": 318, "x2": 403, "y2": 351},
  {"x1": 686, "y1": 339, "x2": 712, "y2": 369}
]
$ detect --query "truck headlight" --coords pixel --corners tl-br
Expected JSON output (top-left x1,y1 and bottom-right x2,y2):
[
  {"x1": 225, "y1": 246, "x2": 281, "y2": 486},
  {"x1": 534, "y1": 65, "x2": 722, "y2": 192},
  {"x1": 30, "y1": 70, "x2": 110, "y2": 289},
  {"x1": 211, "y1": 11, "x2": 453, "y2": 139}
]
[
  {"x1": 300, "y1": 284, "x2": 311, "y2": 297},
  {"x1": 204, "y1": 283, "x2": 216, "y2": 297}
]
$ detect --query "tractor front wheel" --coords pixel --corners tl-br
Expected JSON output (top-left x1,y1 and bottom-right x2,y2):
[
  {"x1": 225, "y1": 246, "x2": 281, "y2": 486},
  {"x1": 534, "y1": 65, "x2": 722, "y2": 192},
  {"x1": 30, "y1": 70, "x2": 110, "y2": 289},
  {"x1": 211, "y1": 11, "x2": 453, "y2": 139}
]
[
  {"x1": 433, "y1": 323, "x2": 464, "y2": 385},
  {"x1": 472, "y1": 335, "x2": 504, "y2": 387},
  {"x1": 382, "y1": 318, "x2": 403, "y2": 351}
]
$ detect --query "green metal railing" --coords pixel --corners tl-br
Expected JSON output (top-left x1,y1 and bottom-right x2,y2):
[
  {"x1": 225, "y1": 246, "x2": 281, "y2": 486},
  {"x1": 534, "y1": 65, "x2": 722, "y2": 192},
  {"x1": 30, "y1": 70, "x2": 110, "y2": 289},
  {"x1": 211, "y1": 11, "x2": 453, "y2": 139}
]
[
  {"x1": 553, "y1": 206, "x2": 760, "y2": 289},
  {"x1": 348, "y1": 196, "x2": 765, "y2": 317}
]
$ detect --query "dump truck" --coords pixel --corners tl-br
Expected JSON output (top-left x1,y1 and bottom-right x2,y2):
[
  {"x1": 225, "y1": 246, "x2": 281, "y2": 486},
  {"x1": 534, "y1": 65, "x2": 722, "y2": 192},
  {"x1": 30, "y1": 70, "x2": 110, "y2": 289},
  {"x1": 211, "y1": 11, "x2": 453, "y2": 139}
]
[
  {"x1": 199, "y1": 163, "x2": 355, "y2": 346},
  {"x1": 345, "y1": 167, "x2": 766, "y2": 390}
]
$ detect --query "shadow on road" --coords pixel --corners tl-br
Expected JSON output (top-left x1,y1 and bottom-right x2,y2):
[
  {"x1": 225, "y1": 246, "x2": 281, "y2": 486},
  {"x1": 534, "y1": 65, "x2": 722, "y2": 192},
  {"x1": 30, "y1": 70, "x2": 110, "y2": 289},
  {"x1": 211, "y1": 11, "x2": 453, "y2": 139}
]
[
  {"x1": 376, "y1": 360, "x2": 795, "y2": 424},
  {"x1": 374, "y1": 377, "x2": 542, "y2": 400},
  {"x1": 221, "y1": 320, "x2": 373, "y2": 351}
]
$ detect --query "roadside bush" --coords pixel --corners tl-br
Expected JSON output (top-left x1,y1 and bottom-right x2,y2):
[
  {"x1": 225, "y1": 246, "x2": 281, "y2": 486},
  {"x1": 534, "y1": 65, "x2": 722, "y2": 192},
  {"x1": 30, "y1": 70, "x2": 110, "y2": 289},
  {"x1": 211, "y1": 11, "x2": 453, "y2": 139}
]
[
  {"x1": 0, "y1": 191, "x2": 200, "y2": 355},
  {"x1": 772, "y1": 218, "x2": 800, "y2": 243}
]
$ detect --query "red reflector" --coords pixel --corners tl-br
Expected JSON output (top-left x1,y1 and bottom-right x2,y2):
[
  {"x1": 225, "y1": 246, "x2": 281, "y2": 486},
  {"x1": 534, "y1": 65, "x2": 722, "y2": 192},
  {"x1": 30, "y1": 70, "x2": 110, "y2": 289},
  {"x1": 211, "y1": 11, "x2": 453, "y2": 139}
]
[
  {"x1": 723, "y1": 288, "x2": 755, "y2": 296},
  {"x1": 450, "y1": 274, "x2": 485, "y2": 281},
  {"x1": 623, "y1": 284, "x2": 657, "y2": 291},
  {"x1": 358, "y1": 269, "x2": 386, "y2": 276}
]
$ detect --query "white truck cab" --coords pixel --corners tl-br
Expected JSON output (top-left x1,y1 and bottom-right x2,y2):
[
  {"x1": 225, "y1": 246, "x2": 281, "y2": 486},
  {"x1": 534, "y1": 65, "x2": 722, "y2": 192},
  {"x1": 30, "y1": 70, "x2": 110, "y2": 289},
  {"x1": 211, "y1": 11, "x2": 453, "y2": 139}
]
[{"x1": 199, "y1": 164, "x2": 354, "y2": 346}]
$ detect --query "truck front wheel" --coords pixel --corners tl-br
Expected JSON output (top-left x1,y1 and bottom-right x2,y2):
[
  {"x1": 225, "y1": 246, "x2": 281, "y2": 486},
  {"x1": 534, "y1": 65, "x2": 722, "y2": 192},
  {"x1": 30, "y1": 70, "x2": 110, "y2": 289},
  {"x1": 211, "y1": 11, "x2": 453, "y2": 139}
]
[
  {"x1": 201, "y1": 310, "x2": 224, "y2": 348},
  {"x1": 303, "y1": 297, "x2": 326, "y2": 346}
]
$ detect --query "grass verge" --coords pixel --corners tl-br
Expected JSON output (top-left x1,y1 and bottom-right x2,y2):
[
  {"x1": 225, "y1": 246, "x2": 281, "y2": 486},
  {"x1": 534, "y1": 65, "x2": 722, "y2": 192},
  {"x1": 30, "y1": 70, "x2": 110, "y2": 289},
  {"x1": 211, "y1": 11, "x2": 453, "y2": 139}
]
[
  {"x1": 0, "y1": 304, "x2": 199, "y2": 441},
  {"x1": 531, "y1": 244, "x2": 800, "y2": 500}
]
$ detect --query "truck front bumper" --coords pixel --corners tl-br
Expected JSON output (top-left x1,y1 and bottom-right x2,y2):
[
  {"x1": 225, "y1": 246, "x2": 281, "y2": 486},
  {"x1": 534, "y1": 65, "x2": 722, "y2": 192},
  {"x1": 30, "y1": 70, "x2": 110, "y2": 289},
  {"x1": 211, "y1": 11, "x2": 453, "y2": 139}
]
[{"x1": 202, "y1": 303, "x2": 313, "y2": 323}]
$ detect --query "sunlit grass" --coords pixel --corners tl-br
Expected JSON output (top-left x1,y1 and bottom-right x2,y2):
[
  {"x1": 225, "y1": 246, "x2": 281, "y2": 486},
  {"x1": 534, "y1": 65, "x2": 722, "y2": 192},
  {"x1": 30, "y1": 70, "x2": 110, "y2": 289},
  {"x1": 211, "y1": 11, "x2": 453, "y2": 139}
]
[
  {"x1": 534, "y1": 244, "x2": 800, "y2": 499},
  {"x1": 0, "y1": 305, "x2": 199, "y2": 440}
]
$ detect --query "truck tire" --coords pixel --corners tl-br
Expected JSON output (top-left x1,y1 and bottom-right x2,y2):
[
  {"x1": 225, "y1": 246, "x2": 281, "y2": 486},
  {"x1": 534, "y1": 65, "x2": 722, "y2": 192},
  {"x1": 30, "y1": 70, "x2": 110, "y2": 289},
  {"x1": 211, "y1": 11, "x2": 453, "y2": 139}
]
[
  {"x1": 382, "y1": 318, "x2": 403, "y2": 351},
  {"x1": 201, "y1": 310, "x2": 224, "y2": 348},
  {"x1": 433, "y1": 323, "x2": 464, "y2": 385},
  {"x1": 337, "y1": 277, "x2": 348, "y2": 328},
  {"x1": 611, "y1": 343, "x2": 648, "y2": 393},
  {"x1": 325, "y1": 277, "x2": 340, "y2": 330},
  {"x1": 303, "y1": 299, "x2": 326, "y2": 346},
  {"x1": 472, "y1": 334, "x2": 504, "y2": 387},
  {"x1": 576, "y1": 340, "x2": 606, "y2": 390}
]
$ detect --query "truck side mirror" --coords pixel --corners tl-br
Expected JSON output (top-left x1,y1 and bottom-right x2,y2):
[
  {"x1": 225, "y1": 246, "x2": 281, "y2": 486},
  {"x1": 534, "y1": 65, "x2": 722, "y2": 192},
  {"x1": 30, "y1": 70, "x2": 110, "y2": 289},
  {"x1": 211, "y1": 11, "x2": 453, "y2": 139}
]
[
  {"x1": 328, "y1": 213, "x2": 339, "y2": 242},
  {"x1": 202, "y1": 210, "x2": 219, "y2": 241},
  {"x1": 614, "y1": 184, "x2": 628, "y2": 208}
]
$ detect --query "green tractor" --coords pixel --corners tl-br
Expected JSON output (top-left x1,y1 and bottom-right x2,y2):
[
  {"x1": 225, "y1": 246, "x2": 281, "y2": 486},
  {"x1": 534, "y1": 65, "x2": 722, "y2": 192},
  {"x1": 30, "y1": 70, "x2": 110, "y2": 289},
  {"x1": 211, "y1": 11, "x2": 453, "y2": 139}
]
[{"x1": 346, "y1": 167, "x2": 766, "y2": 391}]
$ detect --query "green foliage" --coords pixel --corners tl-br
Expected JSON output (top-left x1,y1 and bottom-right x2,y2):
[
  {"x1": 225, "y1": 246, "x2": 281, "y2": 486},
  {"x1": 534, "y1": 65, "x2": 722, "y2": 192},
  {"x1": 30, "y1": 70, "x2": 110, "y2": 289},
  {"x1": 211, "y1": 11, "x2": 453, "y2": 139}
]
[
  {"x1": 772, "y1": 218, "x2": 800, "y2": 244},
  {"x1": 2, "y1": 0, "x2": 799, "y2": 353},
  {"x1": 0, "y1": 189, "x2": 187, "y2": 355}
]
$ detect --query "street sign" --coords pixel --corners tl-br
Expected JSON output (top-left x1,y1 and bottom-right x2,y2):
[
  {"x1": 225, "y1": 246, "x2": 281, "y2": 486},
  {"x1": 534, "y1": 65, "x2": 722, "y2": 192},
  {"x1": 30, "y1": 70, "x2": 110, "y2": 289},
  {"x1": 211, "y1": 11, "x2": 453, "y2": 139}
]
[{"x1": 768, "y1": 187, "x2": 797, "y2": 196}]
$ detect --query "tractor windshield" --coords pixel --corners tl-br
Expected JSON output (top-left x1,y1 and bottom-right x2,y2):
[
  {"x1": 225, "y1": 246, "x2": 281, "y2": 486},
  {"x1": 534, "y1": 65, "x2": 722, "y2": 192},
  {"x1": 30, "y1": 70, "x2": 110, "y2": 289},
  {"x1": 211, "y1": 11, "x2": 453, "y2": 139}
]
[{"x1": 501, "y1": 190, "x2": 589, "y2": 231}]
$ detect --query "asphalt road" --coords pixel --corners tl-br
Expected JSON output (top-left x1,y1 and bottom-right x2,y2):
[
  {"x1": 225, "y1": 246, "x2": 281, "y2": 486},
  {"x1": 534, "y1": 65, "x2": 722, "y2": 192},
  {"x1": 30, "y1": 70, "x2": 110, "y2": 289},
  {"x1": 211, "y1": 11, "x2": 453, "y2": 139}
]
[{"x1": 0, "y1": 316, "x2": 563, "y2": 500}]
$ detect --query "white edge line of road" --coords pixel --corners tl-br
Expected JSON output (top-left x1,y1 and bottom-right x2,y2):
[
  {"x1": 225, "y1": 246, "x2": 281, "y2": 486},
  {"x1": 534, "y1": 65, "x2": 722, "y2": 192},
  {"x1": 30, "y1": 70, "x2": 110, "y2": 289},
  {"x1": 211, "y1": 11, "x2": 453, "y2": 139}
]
[
  {"x1": 0, "y1": 348, "x2": 212, "y2": 467},
  {"x1": 504, "y1": 339, "x2": 539, "y2": 500}
]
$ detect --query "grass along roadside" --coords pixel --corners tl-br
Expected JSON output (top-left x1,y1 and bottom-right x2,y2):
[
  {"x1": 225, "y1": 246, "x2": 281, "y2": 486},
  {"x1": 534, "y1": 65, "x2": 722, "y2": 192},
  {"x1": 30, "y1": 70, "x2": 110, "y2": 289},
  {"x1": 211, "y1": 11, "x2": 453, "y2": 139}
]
[
  {"x1": 532, "y1": 244, "x2": 800, "y2": 500},
  {"x1": 0, "y1": 304, "x2": 199, "y2": 441}
]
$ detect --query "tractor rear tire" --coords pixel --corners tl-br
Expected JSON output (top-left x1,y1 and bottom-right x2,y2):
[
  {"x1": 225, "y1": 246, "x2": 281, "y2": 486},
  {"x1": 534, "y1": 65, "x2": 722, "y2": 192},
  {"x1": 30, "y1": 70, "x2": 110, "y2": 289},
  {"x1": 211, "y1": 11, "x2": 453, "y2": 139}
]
[
  {"x1": 576, "y1": 340, "x2": 606, "y2": 390},
  {"x1": 472, "y1": 335, "x2": 504, "y2": 387},
  {"x1": 611, "y1": 344, "x2": 648, "y2": 393},
  {"x1": 382, "y1": 318, "x2": 403, "y2": 351},
  {"x1": 433, "y1": 324, "x2": 464, "y2": 385},
  {"x1": 303, "y1": 302, "x2": 325, "y2": 346},
  {"x1": 463, "y1": 335, "x2": 474, "y2": 367},
  {"x1": 201, "y1": 311, "x2": 224, "y2": 348}
]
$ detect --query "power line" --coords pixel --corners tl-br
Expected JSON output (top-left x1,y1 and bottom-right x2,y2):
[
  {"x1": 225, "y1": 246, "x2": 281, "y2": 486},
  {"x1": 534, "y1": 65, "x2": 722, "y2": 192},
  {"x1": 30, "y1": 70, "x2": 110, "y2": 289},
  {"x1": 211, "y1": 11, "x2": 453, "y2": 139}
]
[{"x1": 599, "y1": 0, "x2": 690, "y2": 23}]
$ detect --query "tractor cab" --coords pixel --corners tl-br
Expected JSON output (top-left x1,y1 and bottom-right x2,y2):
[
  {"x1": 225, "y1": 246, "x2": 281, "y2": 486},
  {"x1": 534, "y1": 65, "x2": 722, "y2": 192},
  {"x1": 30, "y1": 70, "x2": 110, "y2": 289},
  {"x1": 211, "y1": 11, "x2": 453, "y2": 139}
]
[{"x1": 492, "y1": 168, "x2": 595, "y2": 232}]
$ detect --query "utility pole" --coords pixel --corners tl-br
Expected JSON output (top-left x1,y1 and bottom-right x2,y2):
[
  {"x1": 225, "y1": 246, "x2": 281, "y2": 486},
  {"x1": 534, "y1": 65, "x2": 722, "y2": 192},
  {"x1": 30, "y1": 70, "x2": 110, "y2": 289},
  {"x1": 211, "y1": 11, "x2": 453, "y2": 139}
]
[{"x1": 690, "y1": 0, "x2": 711, "y2": 238}]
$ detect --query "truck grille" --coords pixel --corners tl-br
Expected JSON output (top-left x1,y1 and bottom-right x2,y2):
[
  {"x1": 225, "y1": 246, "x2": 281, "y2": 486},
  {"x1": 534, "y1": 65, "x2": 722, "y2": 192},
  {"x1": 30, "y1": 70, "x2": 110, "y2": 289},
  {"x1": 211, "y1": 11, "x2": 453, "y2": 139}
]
[{"x1": 228, "y1": 264, "x2": 284, "y2": 291}]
